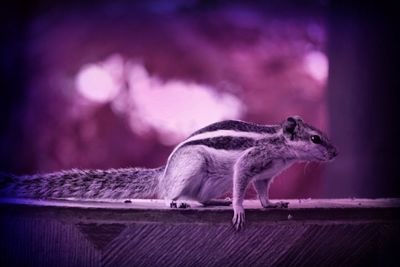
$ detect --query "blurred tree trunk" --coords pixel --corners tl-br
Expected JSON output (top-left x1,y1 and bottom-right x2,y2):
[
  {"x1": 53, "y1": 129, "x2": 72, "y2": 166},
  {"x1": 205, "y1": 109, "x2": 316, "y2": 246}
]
[{"x1": 325, "y1": 1, "x2": 400, "y2": 197}]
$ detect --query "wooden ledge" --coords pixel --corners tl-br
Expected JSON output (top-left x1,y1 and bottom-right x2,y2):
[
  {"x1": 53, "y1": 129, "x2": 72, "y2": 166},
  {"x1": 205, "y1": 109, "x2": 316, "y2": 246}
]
[
  {"x1": 2, "y1": 197, "x2": 400, "y2": 209},
  {"x1": 1, "y1": 198, "x2": 399, "y2": 267},
  {"x1": 1, "y1": 198, "x2": 399, "y2": 223}
]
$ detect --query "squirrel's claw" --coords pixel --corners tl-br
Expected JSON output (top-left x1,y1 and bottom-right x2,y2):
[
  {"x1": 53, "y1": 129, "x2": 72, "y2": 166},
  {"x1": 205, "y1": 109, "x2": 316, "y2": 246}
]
[{"x1": 232, "y1": 207, "x2": 245, "y2": 231}]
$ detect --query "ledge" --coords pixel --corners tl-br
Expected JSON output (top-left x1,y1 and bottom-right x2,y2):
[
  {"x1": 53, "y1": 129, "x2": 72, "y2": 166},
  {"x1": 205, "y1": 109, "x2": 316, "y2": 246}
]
[{"x1": 1, "y1": 198, "x2": 400, "y2": 267}]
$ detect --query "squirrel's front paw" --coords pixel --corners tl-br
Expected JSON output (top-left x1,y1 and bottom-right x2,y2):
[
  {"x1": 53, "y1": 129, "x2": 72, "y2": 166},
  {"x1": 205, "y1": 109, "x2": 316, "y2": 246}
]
[
  {"x1": 232, "y1": 206, "x2": 245, "y2": 231},
  {"x1": 262, "y1": 200, "x2": 289, "y2": 209}
]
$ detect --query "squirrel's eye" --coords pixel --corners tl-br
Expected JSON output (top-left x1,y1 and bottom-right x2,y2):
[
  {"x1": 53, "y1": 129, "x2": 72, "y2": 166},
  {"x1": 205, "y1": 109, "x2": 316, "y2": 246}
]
[{"x1": 311, "y1": 135, "x2": 321, "y2": 144}]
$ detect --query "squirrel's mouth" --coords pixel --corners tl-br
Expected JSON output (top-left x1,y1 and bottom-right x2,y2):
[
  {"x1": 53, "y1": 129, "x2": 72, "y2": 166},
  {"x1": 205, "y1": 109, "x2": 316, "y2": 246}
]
[
  {"x1": 317, "y1": 150, "x2": 337, "y2": 162},
  {"x1": 326, "y1": 151, "x2": 338, "y2": 161},
  {"x1": 330, "y1": 149, "x2": 338, "y2": 159}
]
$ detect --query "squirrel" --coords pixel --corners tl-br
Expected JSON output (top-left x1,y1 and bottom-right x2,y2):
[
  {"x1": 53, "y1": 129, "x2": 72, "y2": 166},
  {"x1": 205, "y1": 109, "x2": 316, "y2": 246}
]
[{"x1": 0, "y1": 116, "x2": 337, "y2": 230}]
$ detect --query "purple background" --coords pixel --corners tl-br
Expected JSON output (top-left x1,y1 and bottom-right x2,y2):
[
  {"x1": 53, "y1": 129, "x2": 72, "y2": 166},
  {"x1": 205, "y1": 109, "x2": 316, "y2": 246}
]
[{"x1": 0, "y1": 0, "x2": 399, "y2": 198}]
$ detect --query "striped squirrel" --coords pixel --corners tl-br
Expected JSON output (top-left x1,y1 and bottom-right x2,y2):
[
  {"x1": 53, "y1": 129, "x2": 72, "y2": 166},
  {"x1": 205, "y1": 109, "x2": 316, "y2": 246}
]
[{"x1": 0, "y1": 116, "x2": 337, "y2": 230}]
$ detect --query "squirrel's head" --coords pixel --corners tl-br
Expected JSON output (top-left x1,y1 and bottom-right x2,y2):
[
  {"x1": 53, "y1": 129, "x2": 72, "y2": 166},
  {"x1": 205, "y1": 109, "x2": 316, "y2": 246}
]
[{"x1": 282, "y1": 116, "x2": 338, "y2": 162}]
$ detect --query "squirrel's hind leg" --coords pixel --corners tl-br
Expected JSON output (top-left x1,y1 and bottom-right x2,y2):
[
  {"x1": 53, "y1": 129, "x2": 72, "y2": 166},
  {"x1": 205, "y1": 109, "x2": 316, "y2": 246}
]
[
  {"x1": 168, "y1": 199, "x2": 191, "y2": 209},
  {"x1": 162, "y1": 147, "x2": 207, "y2": 209}
]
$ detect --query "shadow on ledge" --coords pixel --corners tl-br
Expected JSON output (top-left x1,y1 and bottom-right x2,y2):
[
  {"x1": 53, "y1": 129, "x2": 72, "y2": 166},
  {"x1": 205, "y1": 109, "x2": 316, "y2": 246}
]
[{"x1": 1, "y1": 198, "x2": 399, "y2": 267}]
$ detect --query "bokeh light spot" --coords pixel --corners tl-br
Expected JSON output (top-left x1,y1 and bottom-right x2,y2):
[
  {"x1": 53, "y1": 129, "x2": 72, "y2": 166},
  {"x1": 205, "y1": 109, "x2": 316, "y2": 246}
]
[
  {"x1": 125, "y1": 63, "x2": 244, "y2": 144},
  {"x1": 304, "y1": 51, "x2": 329, "y2": 83},
  {"x1": 75, "y1": 63, "x2": 120, "y2": 103}
]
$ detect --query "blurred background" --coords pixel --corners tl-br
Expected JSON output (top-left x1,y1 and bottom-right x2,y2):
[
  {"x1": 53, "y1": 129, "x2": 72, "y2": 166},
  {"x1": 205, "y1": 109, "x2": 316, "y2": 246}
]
[{"x1": 0, "y1": 0, "x2": 399, "y2": 199}]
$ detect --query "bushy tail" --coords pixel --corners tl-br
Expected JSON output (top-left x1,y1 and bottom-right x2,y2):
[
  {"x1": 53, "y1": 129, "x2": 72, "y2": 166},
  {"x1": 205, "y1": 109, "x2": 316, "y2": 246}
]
[
  {"x1": 0, "y1": 172, "x2": 17, "y2": 192},
  {"x1": 0, "y1": 167, "x2": 165, "y2": 200}
]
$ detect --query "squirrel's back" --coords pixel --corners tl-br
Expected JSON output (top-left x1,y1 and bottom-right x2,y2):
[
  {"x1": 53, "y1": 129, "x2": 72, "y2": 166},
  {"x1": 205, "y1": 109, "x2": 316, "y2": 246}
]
[{"x1": 0, "y1": 167, "x2": 165, "y2": 200}]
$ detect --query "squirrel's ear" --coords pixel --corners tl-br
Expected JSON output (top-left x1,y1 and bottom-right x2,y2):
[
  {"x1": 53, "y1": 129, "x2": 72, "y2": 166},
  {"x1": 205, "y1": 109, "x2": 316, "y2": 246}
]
[
  {"x1": 283, "y1": 116, "x2": 304, "y2": 138},
  {"x1": 283, "y1": 116, "x2": 300, "y2": 136}
]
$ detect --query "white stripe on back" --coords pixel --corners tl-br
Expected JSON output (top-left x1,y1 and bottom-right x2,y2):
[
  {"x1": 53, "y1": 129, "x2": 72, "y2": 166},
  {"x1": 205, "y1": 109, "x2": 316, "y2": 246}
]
[{"x1": 162, "y1": 128, "x2": 283, "y2": 178}]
